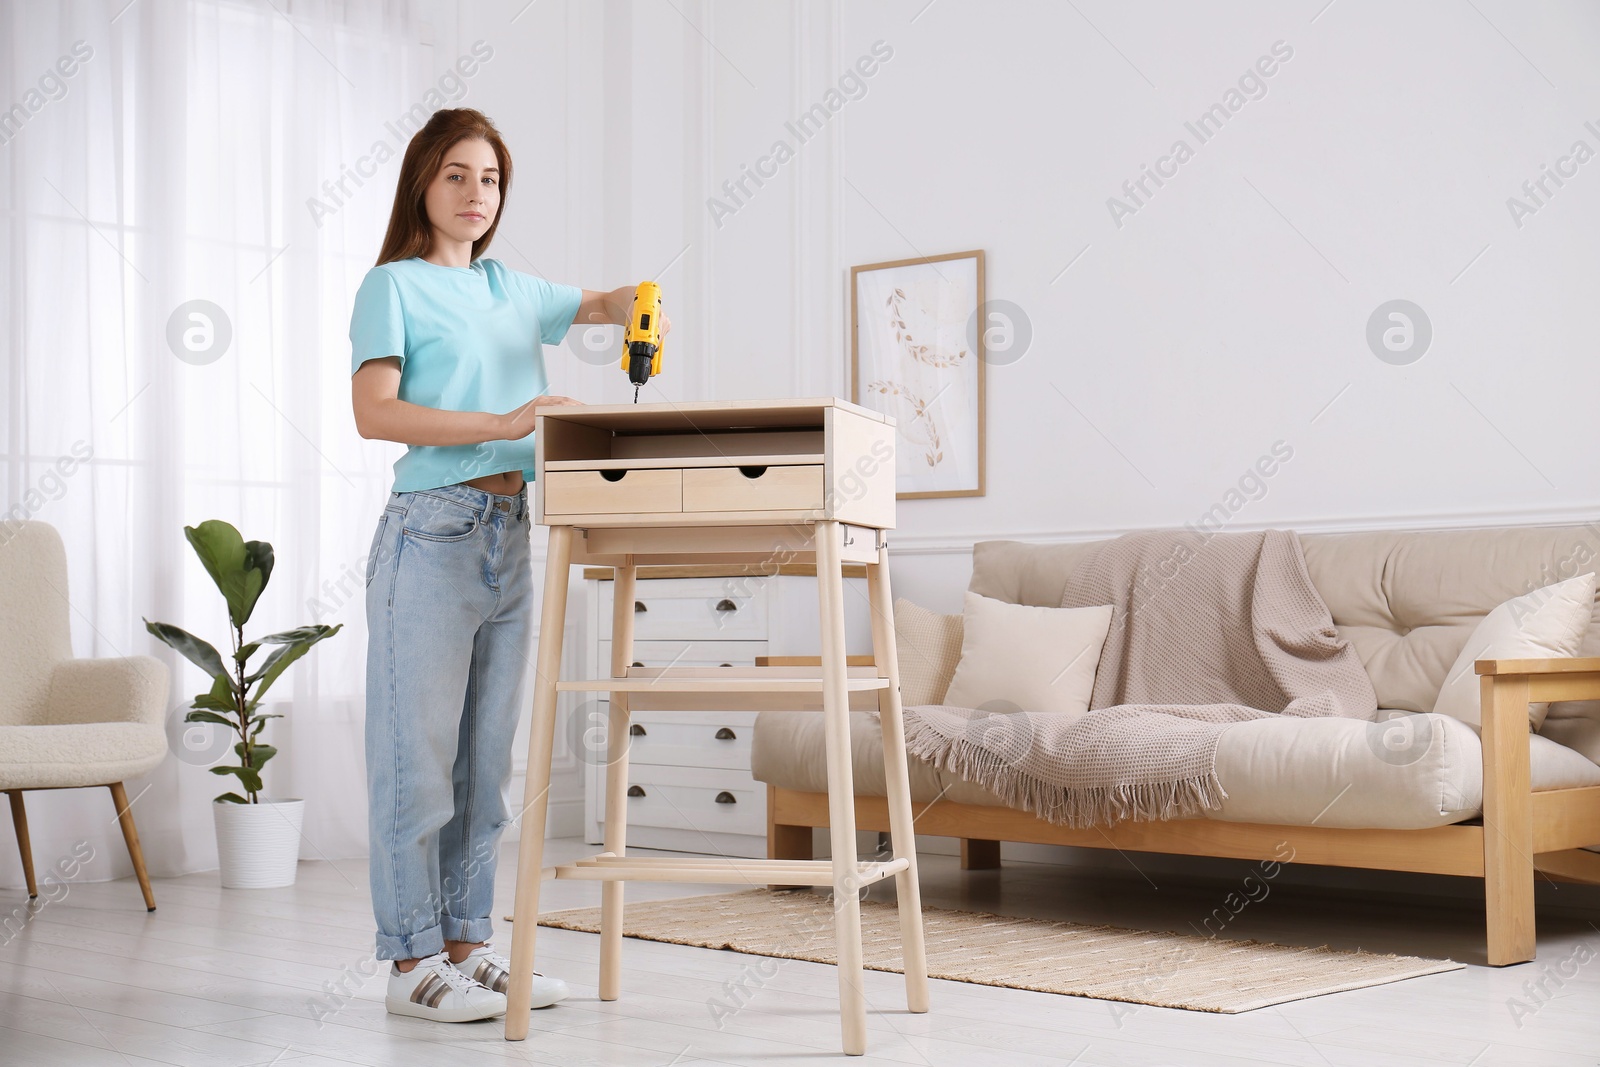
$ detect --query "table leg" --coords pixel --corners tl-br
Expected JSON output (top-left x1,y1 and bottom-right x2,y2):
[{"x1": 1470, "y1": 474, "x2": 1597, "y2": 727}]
[
  {"x1": 600, "y1": 556, "x2": 637, "y2": 1001},
  {"x1": 504, "y1": 524, "x2": 573, "y2": 1041},
  {"x1": 866, "y1": 544, "x2": 929, "y2": 1013},
  {"x1": 817, "y1": 520, "x2": 867, "y2": 1056}
]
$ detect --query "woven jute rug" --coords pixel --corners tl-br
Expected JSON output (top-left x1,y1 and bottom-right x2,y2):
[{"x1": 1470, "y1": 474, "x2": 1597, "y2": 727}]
[{"x1": 535, "y1": 889, "x2": 1463, "y2": 1013}]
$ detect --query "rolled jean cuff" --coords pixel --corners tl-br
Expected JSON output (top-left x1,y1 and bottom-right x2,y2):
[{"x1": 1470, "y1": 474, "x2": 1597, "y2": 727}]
[
  {"x1": 376, "y1": 924, "x2": 445, "y2": 962},
  {"x1": 441, "y1": 913, "x2": 494, "y2": 943}
]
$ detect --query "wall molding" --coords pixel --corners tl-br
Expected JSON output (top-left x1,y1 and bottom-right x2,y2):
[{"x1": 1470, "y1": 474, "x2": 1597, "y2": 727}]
[{"x1": 881, "y1": 501, "x2": 1600, "y2": 557}]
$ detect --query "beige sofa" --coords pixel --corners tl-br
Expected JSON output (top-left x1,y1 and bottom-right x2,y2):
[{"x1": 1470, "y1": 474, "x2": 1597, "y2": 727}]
[{"x1": 752, "y1": 523, "x2": 1600, "y2": 965}]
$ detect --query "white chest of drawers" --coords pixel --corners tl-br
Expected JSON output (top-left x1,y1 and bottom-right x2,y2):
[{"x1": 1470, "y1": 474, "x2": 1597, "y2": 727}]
[{"x1": 581, "y1": 567, "x2": 870, "y2": 857}]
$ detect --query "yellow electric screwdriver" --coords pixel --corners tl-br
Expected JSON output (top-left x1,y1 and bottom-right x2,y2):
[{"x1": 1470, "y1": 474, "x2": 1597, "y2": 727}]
[{"x1": 621, "y1": 281, "x2": 664, "y2": 403}]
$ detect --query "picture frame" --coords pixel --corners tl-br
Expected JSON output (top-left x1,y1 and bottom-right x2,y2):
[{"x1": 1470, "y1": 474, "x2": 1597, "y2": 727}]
[{"x1": 850, "y1": 249, "x2": 986, "y2": 499}]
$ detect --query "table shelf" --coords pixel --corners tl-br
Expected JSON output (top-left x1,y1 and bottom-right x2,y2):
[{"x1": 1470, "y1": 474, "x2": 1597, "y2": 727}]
[
  {"x1": 557, "y1": 672, "x2": 891, "y2": 694},
  {"x1": 541, "y1": 853, "x2": 910, "y2": 887}
]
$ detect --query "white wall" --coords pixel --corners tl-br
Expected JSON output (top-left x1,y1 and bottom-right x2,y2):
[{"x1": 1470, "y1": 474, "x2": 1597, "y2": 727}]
[
  {"x1": 468, "y1": 0, "x2": 1600, "y2": 613},
  {"x1": 446, "y1": 0, "x2": 1600, "y2": 843}
]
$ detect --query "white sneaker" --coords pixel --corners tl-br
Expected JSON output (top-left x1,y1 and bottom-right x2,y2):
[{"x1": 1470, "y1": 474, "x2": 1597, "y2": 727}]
[
  {"x1": 451, "y1": 943, "x2": 569, "y2": 1008},
  {"x1": 385, "y1": 950, "x2": 507, "y2": 1022}
]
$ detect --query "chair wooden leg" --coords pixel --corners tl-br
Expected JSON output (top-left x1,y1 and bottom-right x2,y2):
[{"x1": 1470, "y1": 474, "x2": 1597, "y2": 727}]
[
  {"x1": 7, "y1": 791, "x2": 38, "y2": 899},
  {"x1": 866, "y1": 546, "x2": 930, "y2": 1015},
  {"x1": 108, "y1": 783, "x2": 156, "y2": 911},
  {"x1": 817, "y1": 522, "x2": 867, "y2": 1056},
  {"x1": 960, "y1": 839, "x2": 1001, "y2": 871}
]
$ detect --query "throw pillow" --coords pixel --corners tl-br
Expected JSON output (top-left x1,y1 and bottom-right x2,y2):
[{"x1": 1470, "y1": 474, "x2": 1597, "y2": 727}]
[
  {"x1": 942, "y1": 591, "x2": 1113, "y2": 716},
  {"x1": 893, "y1": 598, "x2": 963, "y2": 706},
  {"x1": 1433, "y1": 572, "x2": 1597, "y2": 730}
]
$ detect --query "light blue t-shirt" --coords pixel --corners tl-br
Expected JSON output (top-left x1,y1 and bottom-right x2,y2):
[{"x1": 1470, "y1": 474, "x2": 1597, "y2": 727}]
[{"x1": 349, "y1": 256, "x2": 583, "y2": 493}]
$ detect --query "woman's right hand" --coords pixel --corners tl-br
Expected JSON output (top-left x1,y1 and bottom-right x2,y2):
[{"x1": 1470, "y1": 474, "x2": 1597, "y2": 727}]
[{"x1": 499, "y1": 394, "x2": 583, "y2": 440}]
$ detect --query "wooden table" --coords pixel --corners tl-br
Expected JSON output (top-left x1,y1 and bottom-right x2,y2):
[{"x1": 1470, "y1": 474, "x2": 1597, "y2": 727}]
[{"x1": 503, "y1": 398, "x2": 929, "y2": 1056}]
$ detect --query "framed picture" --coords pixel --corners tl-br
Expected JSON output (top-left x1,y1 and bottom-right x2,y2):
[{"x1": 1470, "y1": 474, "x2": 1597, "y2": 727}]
[{"x1": 850, "y1": 249, "x2": 985, "y2": 499}]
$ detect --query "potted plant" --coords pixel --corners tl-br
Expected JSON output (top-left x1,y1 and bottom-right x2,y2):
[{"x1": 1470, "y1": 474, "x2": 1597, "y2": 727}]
[{"x1": 144, "y1": 520, "x2": 341, "y2": 888}]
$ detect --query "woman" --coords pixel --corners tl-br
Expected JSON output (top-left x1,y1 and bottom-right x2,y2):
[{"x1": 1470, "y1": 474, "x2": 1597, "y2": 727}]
[{"x1": 349, "y1": 108, "x2": 662, "y2": 1023}]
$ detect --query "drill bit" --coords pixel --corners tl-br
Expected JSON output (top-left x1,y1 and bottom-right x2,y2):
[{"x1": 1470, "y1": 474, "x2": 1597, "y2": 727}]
[{"x1": 634, "y1": 384, "x2": 641, "y2": 404}]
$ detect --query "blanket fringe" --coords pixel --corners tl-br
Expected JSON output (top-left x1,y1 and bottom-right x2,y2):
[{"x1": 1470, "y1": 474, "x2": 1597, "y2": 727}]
[{"x1": 901, "y1": 712, "x2": 1226, "y2": 830}]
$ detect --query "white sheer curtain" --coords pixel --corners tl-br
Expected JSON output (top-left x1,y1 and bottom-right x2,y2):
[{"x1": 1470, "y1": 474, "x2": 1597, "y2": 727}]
[{"x1": 1, "y1": 0, "x2": 445, "y2": 886}]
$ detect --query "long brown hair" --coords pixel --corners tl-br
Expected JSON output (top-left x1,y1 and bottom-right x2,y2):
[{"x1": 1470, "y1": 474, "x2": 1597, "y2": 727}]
[{"x1": 375, "y1": 108, "x2": 512, "y2": 266}]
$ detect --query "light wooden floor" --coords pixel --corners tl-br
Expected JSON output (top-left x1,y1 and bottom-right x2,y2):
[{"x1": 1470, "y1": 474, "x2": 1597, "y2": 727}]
[{"x1": 2, "y1": 835, "x2": 1598, "y2": 1066}]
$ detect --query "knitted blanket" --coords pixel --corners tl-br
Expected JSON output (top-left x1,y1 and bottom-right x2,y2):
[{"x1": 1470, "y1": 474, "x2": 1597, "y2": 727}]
[{"x1": 899, "y1": 530, "x2": 1377, "y2": 828}]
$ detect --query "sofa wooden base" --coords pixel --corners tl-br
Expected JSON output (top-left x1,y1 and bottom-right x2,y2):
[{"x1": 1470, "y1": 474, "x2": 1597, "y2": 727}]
[{"x1": 768, "y1": 781, "x2": 1600, "y2": 966}]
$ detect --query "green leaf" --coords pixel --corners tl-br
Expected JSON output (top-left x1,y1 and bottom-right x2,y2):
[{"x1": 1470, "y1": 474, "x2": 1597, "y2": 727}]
[
  {"x1": 234, "y1": 742, "x2": 277, "y2": 770},
  {"x1": 143, "y1": 619, "x2": 228, "y2": 681},
  {"x1": 235, "y1": 641, "x2": 261, "y2": 664},
  {"x1": 255, "y1": 624, "x2": 340, "y2": 647},
  {"x1": 209, "y1": 764, "x2": 263, "y2": 794},
  {"x1": 215, "y1": 792, "x2": 250, "y2": 805},
  {"x1": 243, "y1": 540, "x2": 275, "y2": 601},
  {"x1": 245, "y1": 624, "x2": 343, "y2": 704},
  {"x1": 184, "y1": 710, "x2": 238, "y2": 729},
  {"x1": 183, "y1": 521, "x2": 270, "y2": 629},
  {"x1": 191, "y1": 693, "x2": 236, "y2": 713}
]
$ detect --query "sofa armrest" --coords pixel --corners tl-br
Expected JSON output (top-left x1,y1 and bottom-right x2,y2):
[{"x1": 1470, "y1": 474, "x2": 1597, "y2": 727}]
[
  {"x1": 1475, "y1": 656, "x2": 1600, "y2": 711},
  {"x1": 44, "y1": 656, "x2": 170, "y2": 728}
]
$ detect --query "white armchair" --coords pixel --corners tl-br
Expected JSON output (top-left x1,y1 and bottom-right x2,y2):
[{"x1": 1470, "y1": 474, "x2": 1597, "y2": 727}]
[{"x1": 0, "y1": 521, "x2": 169, "y2": 910}]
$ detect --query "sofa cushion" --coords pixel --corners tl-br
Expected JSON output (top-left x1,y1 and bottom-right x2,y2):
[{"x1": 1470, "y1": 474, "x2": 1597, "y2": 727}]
[
  {"x1": 893, "y1": 598, "x2": 963, "y2": 706},
  {"x1": 942, "y1": 593, "x2": 1111, "y2": 716},
  {"x1": 751, "y1": 710, "x2": 1600, "y2": 830},
  {"x1": 1431, "y1": 573, "x2": 1596, "y2": 730}
]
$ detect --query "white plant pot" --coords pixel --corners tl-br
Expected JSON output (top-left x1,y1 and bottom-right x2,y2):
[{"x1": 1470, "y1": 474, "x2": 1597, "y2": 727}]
[{"x1": 213, "y1": 797, "x2": 305, "y2": 888}]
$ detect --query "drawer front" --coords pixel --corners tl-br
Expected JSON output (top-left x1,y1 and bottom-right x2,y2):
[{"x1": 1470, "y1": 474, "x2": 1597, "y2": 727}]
[
  {"x1": 600, "y1": 639, "x2": 764, "y2": 670},
  {"x1": 620, "y1": 765, "x2": 765, "y2": 837},
  {"x1": 682, "y1": 464, "x2": 825, "y2": 513},
  {"x1": 545, "y1": 468, "x2": 681, "y2": 515},
  {"x1": 624, "y1": 709, "x2": 759, "y2": 729},
  {"x1": 620, "y1": 718, "x2": 754, "y2": 770},
  {"x1": 603, "y1": 583, "x2": 769, "y2": 641}
]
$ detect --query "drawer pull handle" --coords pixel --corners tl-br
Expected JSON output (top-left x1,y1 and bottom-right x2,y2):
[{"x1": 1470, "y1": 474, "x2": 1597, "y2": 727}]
[
  {"x1": 720, "y1": 662, "x2": 733, "y2": 668},
  {"x1": 632, "y1": 661, "x2": 645, "y2": 668},
  {"x1": 627, "y1": 785, "x2": 646, "y2": 798},
  {"x1": 737, "y1": 465, "x2": 768, "y2": 479},
  {"x1": 714, "y1": 599, "x2": 738, "y2": 613},
  {"x1": 634, "y1": 601, "x2": 647, "y2": 613},
  {"x1": 714, "y1": 791, "x2": 737, "y2": 804},
  {"x1": 600, "y1": 469, "x2": 628, "y2": 483},
  {"x1": 715, "y1": 727, "x2": 736, "y2": 740},
  {"x1": 629, "y1": 724, "x2": 647, "y2": 736}
]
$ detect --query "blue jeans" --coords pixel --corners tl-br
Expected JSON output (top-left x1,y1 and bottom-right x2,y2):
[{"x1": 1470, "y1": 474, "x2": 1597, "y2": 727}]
[{"x1": 364, "y1": 482, "x2": 533, "y2": 961}]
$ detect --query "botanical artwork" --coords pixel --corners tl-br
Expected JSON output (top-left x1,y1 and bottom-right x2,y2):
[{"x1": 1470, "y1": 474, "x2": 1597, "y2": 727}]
[{"x1": 851, "y1": 252, "x2": 984, "y2": 498}]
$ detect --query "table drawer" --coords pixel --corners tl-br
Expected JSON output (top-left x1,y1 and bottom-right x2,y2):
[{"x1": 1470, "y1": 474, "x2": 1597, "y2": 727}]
[
  {"x1": 682, "y1": 464, "x2": 824, "y2": 512},
  {"x1": 545, "y1": 468, "x2": 681, "y2": 515},
  {"x1": 620, "y1": 765, "x2": 765, "y2": 837}
]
